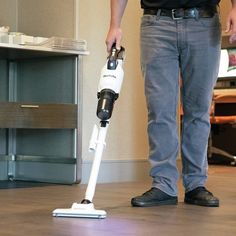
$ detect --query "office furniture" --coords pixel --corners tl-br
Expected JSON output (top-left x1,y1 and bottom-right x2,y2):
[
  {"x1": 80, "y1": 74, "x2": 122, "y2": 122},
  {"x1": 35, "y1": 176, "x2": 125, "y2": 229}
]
[
  {"x1": 208, "y1": 89, "x2": 236, "y2": 165},
  {"x1": 0, "y1": 42, "x2": 87, "y2": 183}
]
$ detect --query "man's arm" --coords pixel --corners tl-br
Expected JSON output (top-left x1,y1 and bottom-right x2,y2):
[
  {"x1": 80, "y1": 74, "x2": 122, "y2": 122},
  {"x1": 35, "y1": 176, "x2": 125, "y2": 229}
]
[
  {"x1": 226, "y1": 0, "x2": 236, "y2": 43},
  {"x1": 106, "y1": 0, "x2": 128, "y2": 51}
]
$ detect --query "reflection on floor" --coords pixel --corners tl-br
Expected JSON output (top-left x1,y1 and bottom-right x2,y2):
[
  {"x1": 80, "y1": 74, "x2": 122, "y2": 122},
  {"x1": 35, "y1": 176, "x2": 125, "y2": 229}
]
[{"x1": 0, "y1": 180, "x2": 57, "y2": 189}]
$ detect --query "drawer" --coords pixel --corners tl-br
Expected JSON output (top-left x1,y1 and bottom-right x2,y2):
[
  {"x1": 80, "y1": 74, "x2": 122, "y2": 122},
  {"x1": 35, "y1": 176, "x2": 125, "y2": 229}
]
[{"x1": 0, "y1": 102, "x2": 77, "y2": 129}]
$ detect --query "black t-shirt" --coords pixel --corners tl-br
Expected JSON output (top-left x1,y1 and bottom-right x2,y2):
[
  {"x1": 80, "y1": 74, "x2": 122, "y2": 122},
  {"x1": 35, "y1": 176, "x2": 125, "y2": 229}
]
[{"x1": 141, "y1": 0, "x2": 221, "y2": 9}]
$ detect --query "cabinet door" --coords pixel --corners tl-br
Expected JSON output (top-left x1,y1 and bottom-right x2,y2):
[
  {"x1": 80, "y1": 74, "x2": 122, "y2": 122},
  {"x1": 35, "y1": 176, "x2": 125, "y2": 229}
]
[{"x1": 14, "y1": 129, "x2": 78, "y2": 183}]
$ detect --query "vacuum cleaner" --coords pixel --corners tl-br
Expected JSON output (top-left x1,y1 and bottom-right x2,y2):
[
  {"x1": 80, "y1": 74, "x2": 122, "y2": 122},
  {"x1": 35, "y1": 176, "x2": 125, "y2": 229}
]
[{"x1": 52, "y1": 44, "x2": 125, "y2": 219}]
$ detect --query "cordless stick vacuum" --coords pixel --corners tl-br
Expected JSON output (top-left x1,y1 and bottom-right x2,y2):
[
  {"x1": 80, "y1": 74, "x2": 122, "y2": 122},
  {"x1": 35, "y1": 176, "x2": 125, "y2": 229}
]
[{"x1": 52, "y1": 44, "x2": 125, "y2": 219}]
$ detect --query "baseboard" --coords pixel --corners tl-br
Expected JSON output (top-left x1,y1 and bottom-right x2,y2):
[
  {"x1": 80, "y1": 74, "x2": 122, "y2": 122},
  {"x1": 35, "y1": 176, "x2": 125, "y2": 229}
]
[{"x1": 81, "y1": 159, "x2": 150, "y2": 184}]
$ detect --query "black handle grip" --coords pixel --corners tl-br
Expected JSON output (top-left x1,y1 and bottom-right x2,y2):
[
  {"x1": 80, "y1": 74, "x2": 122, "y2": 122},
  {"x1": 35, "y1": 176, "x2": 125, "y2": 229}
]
[{"x1": 107, "y1": 44, "x2": 125, "y2": 70}]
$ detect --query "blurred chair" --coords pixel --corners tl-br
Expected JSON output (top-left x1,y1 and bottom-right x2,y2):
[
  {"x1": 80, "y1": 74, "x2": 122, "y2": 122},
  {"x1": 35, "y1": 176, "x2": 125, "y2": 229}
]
[{"x1": 208, "y1": 92, "x2": 236, "y2": 166}]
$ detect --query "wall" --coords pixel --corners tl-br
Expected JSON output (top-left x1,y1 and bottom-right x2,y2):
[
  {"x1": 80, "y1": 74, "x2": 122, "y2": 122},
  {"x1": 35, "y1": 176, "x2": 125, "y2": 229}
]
[
  {"x1": 79, "y1": 0, "x2": 150, "y2": 183},
  {"x1": 0, "y1": 0, "x2": 77, "y2": 37},
  {"x1": 17, "y1": 0, "x2": 76, "y2": 38},
  {"x1": 0, "y1": 0, "x2": 18, "y2": 31}
]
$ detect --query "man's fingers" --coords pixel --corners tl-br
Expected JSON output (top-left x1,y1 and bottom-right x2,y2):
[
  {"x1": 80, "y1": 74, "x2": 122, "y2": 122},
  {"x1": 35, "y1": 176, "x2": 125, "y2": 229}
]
[
  {"x1": 225, "y1": 19, "x2": 231, "y2": 33},
  {"x1": 106, "y1": 41, "x2": 113, "y2": 52}
]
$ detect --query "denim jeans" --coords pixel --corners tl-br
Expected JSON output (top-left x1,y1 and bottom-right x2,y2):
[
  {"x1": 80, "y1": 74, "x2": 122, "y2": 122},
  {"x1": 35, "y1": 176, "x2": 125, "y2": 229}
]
[{"x1": 140, "y1": 13, "x2": 221, "y2": 196}]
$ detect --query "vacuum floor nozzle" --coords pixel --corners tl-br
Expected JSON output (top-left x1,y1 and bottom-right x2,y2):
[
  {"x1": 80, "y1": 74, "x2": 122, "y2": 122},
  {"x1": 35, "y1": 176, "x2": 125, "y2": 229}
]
[{"x1": 52, "y1": 202, "x2": 107, "y2": 219}]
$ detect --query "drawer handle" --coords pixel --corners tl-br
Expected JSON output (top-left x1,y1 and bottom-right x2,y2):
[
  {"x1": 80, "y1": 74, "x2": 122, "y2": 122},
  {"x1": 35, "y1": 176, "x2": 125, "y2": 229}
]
[{"x1": 20, "y1": 105, "x2": 39, "y2": 108}]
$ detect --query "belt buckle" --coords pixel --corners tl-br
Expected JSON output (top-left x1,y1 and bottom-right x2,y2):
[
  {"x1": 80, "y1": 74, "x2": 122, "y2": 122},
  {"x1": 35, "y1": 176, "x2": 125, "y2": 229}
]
[{"x1": 171, "y1": 9, "x2": 183, "y2": 20}]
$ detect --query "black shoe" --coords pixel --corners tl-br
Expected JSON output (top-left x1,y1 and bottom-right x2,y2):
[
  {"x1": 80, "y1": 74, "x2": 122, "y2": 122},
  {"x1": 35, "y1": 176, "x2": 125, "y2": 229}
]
[
  {"x1": 184, "y1": 186, "x2": 219, "y2": 207},
  {"x1": 131, "y1": 187, "x2": 178, "y2": 207}
]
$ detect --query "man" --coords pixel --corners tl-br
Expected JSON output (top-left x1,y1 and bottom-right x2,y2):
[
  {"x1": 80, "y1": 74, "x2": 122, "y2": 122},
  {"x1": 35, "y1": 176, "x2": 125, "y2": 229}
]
[{"x1": 106, "y1": 0, "x2": 236, "y2": 207}]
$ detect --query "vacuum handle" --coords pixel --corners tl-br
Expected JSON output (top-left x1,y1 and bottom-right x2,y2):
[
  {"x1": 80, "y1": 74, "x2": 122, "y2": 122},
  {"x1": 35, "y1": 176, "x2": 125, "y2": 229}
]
[{"x1": 107, "y1": 44, "x2": 125, "y2": 70}]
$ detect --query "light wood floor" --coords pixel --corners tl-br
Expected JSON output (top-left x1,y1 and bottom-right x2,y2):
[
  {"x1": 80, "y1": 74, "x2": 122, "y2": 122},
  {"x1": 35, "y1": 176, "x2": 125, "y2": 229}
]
[{"x1": 0, "y1": 165, "x2": 236, "y2": 236}]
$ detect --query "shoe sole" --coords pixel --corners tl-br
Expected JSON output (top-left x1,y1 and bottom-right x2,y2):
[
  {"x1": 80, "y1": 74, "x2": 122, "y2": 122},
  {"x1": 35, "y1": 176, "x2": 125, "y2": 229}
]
[
  {"x1": 184, "y1": 198, "x2": 219, "y2": 207},
  {"x1": 131, "y1": 199, "x2": 178, "y2": 207}
]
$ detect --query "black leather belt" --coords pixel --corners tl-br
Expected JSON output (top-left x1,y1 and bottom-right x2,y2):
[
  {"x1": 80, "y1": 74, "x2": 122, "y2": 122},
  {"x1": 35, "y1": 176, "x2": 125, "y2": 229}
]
[{"x1": 143, "y1": 6, "x2": 217, "y2": 19}]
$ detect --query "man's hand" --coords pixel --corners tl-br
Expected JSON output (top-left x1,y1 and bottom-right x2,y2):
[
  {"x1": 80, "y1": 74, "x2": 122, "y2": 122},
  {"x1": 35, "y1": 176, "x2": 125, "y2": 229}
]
[
  {"x1": 106, "y1": 27, "x2": 122, "y2": 52},
  {"x1": 226, "y1": 2, "x2": 236, "y2": 43}
]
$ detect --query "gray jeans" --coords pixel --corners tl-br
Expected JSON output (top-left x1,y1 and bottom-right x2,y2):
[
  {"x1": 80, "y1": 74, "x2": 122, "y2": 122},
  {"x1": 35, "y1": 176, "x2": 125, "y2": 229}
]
[{"x1": 140, "y1": 13, "x2": 221, "y2": 196}]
